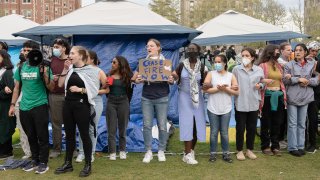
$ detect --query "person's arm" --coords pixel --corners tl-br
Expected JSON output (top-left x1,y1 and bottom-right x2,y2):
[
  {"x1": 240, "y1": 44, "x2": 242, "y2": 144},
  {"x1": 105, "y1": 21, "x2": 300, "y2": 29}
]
[
  {"x1": 224, "y1": 75, "x2": 239, "y2": 95},
  {"x1": 203, "y1": 72, "x2": 219, "y2": 94},
  {"x1": 282, "y1": 63, "x2": 299, "y2": 85},
  {"x1": 8, "y1": 81, "x2": 20, "y2": 117},
  {"x1": 98, "y1": 70, "x2": 109, "y2": 94},
  {"x1": 131, "y1": 71, "x2": 143, "y2": 84},
  {"x1": 0, "y1": 71, "x2": 14, "y2": 98},
  {"x1": 44, "y1": 66, "x2": 55, "y2": 91},
  {"x1": 58, "y1": 60, "x2": 71, "y2": 87}
]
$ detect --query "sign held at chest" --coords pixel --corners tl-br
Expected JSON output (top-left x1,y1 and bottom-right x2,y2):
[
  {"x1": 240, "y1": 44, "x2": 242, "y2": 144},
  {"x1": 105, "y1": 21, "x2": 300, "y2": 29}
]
[{"x1": 138, "y1": 58, "x2": 172, "y2": 81}]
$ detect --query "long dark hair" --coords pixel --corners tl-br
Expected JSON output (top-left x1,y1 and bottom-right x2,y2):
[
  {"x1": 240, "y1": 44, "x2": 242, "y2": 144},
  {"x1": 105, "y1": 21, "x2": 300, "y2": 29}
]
[
  {"x1": 110, "y1": 56, "x2": 132, "y2": 85},
  {"x1": 88, "y1": 50, "x2": 100, "y2": 65},
  {"x1": 0, "y1": 50, "x2": 13, "y2": 69},
  {"x1": 259, "y1": 44, "x2": 280, "y2": 69}
]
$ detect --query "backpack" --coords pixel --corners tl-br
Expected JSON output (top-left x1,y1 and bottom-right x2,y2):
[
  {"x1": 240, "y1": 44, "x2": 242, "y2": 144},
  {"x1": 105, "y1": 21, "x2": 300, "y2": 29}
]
[{"x1": 176, "y1": 62, "x2": 205, "y2": 85}]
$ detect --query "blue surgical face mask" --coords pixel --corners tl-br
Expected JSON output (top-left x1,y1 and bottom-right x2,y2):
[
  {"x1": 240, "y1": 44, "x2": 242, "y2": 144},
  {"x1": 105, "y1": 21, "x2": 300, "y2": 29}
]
[
  {"x1": 214, "y1": 63, "x2": 224, "y2": 72},
  {"x1": 53, "y1": 48, "x2": 62, "y2": 57}
]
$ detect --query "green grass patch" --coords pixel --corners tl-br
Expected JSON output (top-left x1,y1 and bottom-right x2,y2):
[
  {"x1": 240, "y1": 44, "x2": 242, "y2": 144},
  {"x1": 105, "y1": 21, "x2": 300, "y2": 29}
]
[{"x1": 1, "y1": 129, "x2": 320, "y2": 180}]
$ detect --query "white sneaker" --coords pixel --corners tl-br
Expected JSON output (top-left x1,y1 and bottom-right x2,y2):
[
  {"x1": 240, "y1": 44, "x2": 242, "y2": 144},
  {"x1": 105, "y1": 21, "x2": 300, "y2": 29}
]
[
  {"x1": 120, "y1": 151, "x2": 127, "y2": 160},
  {"x1": 182, "y1": 152, "x2": 186, "y2": 162},
  {"x1": 157, "y1": 150, "x2": 166, "y2": 162},
  {"x1": 22, "y1": 155, "x2": 31, "y2": 160},
  {"x1": 190, "y1": 150, "x2": 195, "y2": 160},
  {"x1": 184, "y1": 153, "x2": 198, "y2": 165},
  {"x1": 75, "y1": 153, "x2": 85, "y2": 163},
  {"x1": 109, "y1": 153, "x2": 116, "y2": 161},
  {"x1": 91, "y1": 154, "x2": 95, "y2": 163},
  {"x1": 142, "y1": 150, "x2": 153, "y2": 163}
]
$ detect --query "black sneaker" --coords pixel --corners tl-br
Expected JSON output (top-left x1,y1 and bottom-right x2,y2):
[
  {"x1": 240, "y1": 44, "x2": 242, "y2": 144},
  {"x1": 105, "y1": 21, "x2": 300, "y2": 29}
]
[
  {"x1": 222, "y1": 154, "x2": 233, "y2": 163},
  {"x1": 22, "y1": 160, "x2": 39, "y2": 172},
  {"x1": 298, "y1": 149, "x2": 306, "y2": 156},
  {"x1": 0, "y1": 153, "x2": 13, "y2": 160},
  {"x1": 208, "y1": 154, "x2": 217, "y2": 162},
  {"x1": 306, "y1": 146, "x2": 317, "y2": 154},
  {"x1": 35, "y1": 163, "x2": 49, "y2": 174},
  {"x1": 289, "y1": 150, "x2": 301, "y2": 157}
]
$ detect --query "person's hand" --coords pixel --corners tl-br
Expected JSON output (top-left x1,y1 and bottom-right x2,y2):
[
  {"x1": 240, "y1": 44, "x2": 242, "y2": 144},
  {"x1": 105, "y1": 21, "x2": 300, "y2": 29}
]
[
  {"x1": 4, "y1": 86, "x2": 12, "y2": 94},
  {"x1": 231, "y1": 84, "x2": 238, "y2": 91},
  {"x1": 135, "y1": 75, "x2": 143, "y2": 84},
  {"x1": 8, "y1": 105, "x2": 15, "y2": 117},
  {"x1": 263, "y1": 79, "x2": 274, "y2": 84},
  {"x1": 299, "y1": 78, "x2": 309, "y2": 86},
  {"x1": 255, "y1": 83, "x2": 261, "y2": 90},
  {"x1": 285, "y1": 74, "x2": 292, "y2": 79},
  {"x1": 217, "y1": 84, "x2": 227, "y2": 91},
  {"x1": 64, "y1": 60, "x2": 71, "y2": 70},
  {"x1": 168, "y1": 75, "x2": 174, "y2": 84},
  {"x1": 69, "y1": 86, "x2": 82, "y2": 93}
]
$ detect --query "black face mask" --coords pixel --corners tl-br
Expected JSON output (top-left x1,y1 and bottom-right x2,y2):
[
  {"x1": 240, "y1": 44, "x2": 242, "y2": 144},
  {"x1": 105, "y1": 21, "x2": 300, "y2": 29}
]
[
  {"x1": 187, "y1": 52, "x2": 199, "y2": 59},
  {"x1": 275, "y1": 52, "x2": 281, "y2": 59},
  {"x1": 19, "y1": 53, "x2": 26, "y2": 63}
]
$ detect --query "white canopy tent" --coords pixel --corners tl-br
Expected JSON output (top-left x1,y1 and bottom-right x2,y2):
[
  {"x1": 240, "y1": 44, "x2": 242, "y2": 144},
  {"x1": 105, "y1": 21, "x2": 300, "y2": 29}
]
[
  {"x1": 192, "y1": 10, "x2": 309, "y2": 45},
  {"x1": 0, "y1": 14, "x2": 39, "y2": 46}
]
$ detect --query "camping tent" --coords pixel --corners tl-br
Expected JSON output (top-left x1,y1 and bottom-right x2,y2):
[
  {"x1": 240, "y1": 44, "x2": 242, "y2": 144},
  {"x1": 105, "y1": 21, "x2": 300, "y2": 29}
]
[
  {"x1": 192, "y1": 10, "x2": 309, "y2": 46},
  {"x1": 0, "y1": 14, "x2": 39, "y2": 46},
  {"x1": 14, "y1": 0, "x2": 201, "y2": 152}
]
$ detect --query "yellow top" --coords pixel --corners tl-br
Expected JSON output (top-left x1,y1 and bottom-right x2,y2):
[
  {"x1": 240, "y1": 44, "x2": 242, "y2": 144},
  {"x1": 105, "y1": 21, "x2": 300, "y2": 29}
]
[{"x1": 267, "y1": 64, "x2": 282, "y2": 88}]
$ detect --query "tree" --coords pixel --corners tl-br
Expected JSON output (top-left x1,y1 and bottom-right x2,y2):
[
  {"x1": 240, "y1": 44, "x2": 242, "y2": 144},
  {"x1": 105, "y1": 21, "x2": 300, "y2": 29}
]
[
  {"x1": 149, "y1": 0, "x2": 179, "y2": 23},
  {"x1": 289, "y1": 0, "x2": 304, "y2": 34},
  {"x1": 260, "y1": 0, "x2": 287, "y2": 26}
]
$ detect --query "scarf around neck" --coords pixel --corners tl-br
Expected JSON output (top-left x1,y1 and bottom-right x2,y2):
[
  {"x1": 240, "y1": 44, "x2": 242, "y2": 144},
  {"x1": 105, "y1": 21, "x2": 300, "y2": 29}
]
[{"x1": 183, "y1": 58, "x2": 201, "y2": 108}]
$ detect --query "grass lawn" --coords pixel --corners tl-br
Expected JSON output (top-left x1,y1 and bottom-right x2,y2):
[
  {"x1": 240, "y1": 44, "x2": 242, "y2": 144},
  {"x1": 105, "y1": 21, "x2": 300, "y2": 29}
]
[{"x1": 1, "y1": 128, "x2": 320, "y2": 180}]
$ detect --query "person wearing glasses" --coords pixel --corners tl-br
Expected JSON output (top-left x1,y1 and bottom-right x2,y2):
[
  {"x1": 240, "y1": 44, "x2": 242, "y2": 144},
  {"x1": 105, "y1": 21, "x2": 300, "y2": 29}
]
[
  {"x1": 49, "y1": 38, "x2": 71, "y2": 159},
  {"x1": 55, "y1": 46, "x2": 100, "y2": 177},
  {"x1": 106, "y1": 56, "x2": 132, "y2": 161},
  {"x1": 131, "y1": 38, "x2": 174, "y2": 163},
  {"x1": 8, "y1": 40, "x2": 54, "y2": 174},
  {"x1": 76, "y1": 50, "x2": 108, "y2": 163},
  {"x1": 0, "y1": 50, "x2": 15, "y2": 160}
]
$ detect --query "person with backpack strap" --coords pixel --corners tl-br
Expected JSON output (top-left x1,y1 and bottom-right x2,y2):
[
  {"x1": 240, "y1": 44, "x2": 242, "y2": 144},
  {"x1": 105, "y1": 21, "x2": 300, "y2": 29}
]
[{"x1": 172, "y1": 43, "x2": 208, "y2": 165}]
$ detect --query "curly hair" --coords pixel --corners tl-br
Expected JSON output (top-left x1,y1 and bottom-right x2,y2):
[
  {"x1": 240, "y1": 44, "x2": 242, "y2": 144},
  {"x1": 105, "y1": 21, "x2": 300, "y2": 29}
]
[
  {"x1": 109, "y1": 56, "x2": 132, "y2": 85},
  {"x1": 259, "y1": 44, "x2": 280, "y2": 69}
]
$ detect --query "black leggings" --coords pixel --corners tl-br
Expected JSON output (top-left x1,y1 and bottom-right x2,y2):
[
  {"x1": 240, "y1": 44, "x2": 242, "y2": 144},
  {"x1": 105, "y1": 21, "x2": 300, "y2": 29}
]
[{"x1": 63, "y1": 101, "x2": 92, "y2": 162}]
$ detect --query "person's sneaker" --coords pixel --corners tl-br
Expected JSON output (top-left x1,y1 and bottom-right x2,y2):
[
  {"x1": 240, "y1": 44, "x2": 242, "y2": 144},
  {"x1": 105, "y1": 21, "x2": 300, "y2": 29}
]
[
  {"x1": 91, "y1": 155, "x2": 95, "y2": 163},
  {"x1": 22, "y1": 160, "x2": 39, "y2": 172},
  {"x1": 289, "y1": 150, "x2": 301, "y2": 157},
  {"x1": 190, "y1": 149, "x2": 195, "y2": 160},
  {"x1": 262, "y1": 148, "x2": 273, "y2": 155},
  {"x1": 298, "y1": 149, "x2": 306, "y2": 156},
  {"x1": 142, "y1": 150, "x2": 153, "y2": 163},
  {"x1": 222, "y1": 154, "x2": 233, "y2": 163},
  {"x1": 208, "y1": 154, "x2": 217, "y2": 162},
  {"x1": 35, "y1": 163, "x2": 49, "y2": 174},
  {"x1": 279, "y1": 140, "x2": 288, "y2": 149},
  {"x1": 75, "y1": 153, "x2": 85, "y2": 163},
  {"x1": 109, "y1": 153, "x2": 116, "y2": 161},
  {"x1": 306, "y1": 146, "x2": 317, "y2": 154},
  {"x1": 246, "y1": 150, "x2": 257, "y2": 160},
  {"x1": 73, "y1": 150, "x2": 78, "y2": 159},
  {"x1": 236, "y1": 151, "x2": 246, "y2": 161},
  {"x1": 0, "y1": 153, "x2": 13, "y2": 160},
  {"x1": 49, "y1": 151, "x2": 61, "y2": 159},
  {"x1": 157, "y1": 150, "x2": 166, "y2": 162},
  {"x1": 272, "y1": 149, "x2": 281, "y2": 156},
  {"x1": 183, "y1": 153, "x2": 198, "y2": 165},
  {"x1": 21, "y1": 155, "x2": 31, "y2": 160},
  {"x1": 120, "y1": 151, "x2": 127, "y2": 160}
]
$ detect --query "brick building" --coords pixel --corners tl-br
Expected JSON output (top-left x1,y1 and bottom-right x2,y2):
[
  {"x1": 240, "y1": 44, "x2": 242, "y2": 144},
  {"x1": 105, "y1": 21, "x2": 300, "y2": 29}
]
[{"x1": 0, "y1": 0, "x2": 81, "y2": 24}]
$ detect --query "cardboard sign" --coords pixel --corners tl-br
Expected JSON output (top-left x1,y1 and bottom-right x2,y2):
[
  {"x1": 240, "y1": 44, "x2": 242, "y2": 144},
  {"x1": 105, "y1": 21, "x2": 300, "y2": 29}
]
[{"x1": 138, "y1": 58, "x2": 172, "y2": 81}]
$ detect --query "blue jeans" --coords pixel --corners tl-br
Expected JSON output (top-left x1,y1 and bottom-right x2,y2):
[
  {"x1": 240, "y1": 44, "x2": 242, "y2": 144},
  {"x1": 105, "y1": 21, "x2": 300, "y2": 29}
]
[
  {"x1": 142, "y1": 96, "x2": 169, "y2": 151},
  {"x1": 287, "y1": 104, "x2": 308, "y2": 151},
  {"x1": 208, "y1": 110, "x2": 231, "y2": 154}
]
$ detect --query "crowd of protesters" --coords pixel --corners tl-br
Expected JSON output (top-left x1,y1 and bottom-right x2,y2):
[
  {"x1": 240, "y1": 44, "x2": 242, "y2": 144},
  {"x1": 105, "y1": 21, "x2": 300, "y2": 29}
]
[{"x1": 1, "y1": 38, "x2": 320, "y2": 177}]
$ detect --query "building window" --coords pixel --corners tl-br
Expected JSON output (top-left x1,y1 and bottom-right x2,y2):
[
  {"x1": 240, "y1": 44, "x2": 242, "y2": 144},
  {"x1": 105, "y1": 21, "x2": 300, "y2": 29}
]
[
  {"x1": 5, "y1": 0, "x2": 9, "y2": 3},
  {"x1": 5, "y1": 10, "x2": 9, "y2": 16},
  {"x1": 45, "y1": 4, "x2": 49, "y2": 11},
  {"x1": 12, "y1": 0, "x2": 16, "y2": 3},
  {"x1": 11, "y1": 9, "x2": 16, "y2": 14},
  {"x1": 45, "y1": 16, "x2": 49, "y2": 22},
  {"x1": 23, "y1": 10, "x2": 32, "y2": 18},
  {"x1": 55, "y1": 8, "x2": 58, "y2": 14},
  {"x1": 22, "y1": 0, "x2": 31, "y2": 4},
  {"x1": 69, "y1": 5, "x2": 73, "y2": 10},
  {"x1": 64, "y1": 2, "x2": 67, "y2": 7}
]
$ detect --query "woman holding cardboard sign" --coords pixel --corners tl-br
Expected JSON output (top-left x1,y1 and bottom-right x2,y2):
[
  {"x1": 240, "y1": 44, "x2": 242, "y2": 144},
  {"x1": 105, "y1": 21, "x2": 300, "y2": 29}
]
[
  {"x1": 172, "y1": 43, "x2": 208, "y2": 165},
  {"x1": 132, "y1": 38, "x2": 174, "y2": 163}
]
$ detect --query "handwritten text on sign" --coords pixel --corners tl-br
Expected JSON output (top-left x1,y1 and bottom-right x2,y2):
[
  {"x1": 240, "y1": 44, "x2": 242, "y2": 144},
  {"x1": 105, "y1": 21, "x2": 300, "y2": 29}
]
[{"x1": 138, "y1": 59, "x2": 172, "y2": 81}]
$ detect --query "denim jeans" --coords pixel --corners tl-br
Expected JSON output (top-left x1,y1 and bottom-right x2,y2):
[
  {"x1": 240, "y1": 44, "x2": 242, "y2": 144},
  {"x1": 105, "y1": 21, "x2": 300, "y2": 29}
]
[
  {"x1": 208, "y1": 110, "x2": 231, "y2": 154},
  {"x1": 287, "y1": 104, "x2": 308, "y2": 151},
  {"x1": 142, "y1": 96, "x2": 169, "y2": 151}
]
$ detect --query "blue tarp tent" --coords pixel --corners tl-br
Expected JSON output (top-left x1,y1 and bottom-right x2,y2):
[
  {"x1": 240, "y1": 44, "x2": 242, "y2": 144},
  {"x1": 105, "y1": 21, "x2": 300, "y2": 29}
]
[
  {"x1": 192, "y1": 10, "x2": 310, "y2": 45},
  {"x1": 14, "y1": 0, "x2": 201, "y2": 152}
]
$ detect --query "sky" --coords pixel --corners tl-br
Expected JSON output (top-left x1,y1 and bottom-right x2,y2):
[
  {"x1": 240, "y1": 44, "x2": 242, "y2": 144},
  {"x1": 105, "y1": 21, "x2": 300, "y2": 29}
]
[{"x1": 81, "y1": 0, "x2": 303, "y2": 31}]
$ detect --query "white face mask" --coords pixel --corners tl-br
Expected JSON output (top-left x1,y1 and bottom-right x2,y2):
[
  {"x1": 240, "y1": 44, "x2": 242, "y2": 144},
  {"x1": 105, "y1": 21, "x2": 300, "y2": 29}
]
[{"x1": 242, "y1": 57, "x2": 251, "y2": 66}]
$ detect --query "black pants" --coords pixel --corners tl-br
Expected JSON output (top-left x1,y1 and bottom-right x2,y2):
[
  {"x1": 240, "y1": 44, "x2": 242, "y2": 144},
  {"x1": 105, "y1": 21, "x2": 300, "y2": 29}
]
[
  {"x1": 0, "y1": 137, "x2": 13, "y2": 155},
  {"x1": 106, "y1": 95, "x2": 129, "y2": 153},
  {"x1": 20, "y1": 104, "x2": 49, "y2": 164},
  {"x1": 279, "y1": 109, "x2": 287, "y2": 141},
  {"x1": 307, "y1": 100, "x2": 320, "y2": 147},
  {"x1": 63, "y1": 100, "x2": 92, "y2": 162},
  {"x1": 235, "y1": 110, "x2": 258, "y2": 151},
  {"x1": 260, "y1": 96, "x2": 284, "y2": 150}
]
